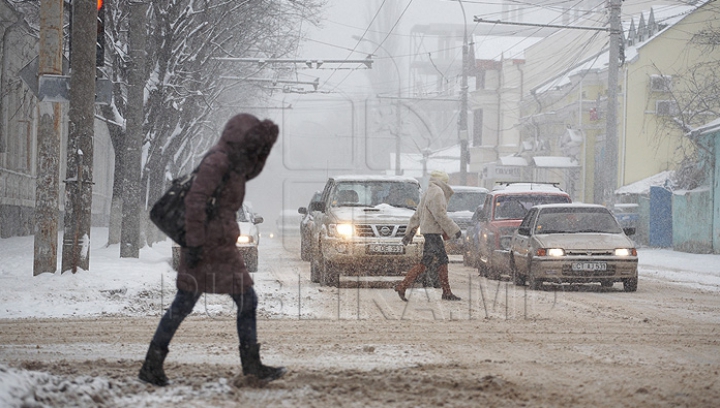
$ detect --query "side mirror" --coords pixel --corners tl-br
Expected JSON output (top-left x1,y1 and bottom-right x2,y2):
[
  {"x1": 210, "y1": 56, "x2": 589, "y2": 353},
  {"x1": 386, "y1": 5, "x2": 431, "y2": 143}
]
[
  {"x1": 310, "y1": 201, "x2": 325, "y2": 212},
  {"x1": 623, "y1": 227, "x2": 635, "y2": 236},
  {"x1": 298, "y1": 207, "x2": 307, "y2": 215},
  {"x1": 253, "y1": 216, "x2": 264, "y2": 225},
  {"x1": 517, "y1": 226, "x2": 530, "y2": 236}
]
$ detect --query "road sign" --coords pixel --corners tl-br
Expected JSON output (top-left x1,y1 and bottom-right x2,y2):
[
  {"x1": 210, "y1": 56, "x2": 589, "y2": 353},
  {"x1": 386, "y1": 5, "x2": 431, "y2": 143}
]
[{"x1": 19, "y1": 56, "x2": 112, "y2": 104}]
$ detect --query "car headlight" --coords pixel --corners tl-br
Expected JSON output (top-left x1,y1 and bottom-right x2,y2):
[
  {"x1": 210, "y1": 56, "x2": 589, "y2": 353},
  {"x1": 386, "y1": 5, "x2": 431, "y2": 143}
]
[
  {"x1": 329, "y1": 223, "x2": 354, "y2": 239},
  {"x1": 614, "y1": 248, "x2": 637, "y2": 256},
  {"x1": 536, "y1": 248, "x2": 565, "y2": 257},
  {"x1": 237, "y1": 235, "x2": 253, "y2": 244}
]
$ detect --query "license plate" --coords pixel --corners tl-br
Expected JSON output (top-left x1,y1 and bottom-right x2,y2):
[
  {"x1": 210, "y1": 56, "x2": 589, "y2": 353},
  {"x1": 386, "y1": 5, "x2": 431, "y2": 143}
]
[
  {"x1": 572, "y1": 262, "x2": 607, "y2": 271},
  {"x1": 367, "y1": 244, "x2": 405, "y2": 254}
]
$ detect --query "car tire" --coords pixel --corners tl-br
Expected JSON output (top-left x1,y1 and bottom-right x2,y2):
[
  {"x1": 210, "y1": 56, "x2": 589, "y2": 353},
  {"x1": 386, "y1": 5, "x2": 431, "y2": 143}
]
[
  {"x1": 310, "y1": 241, "x2": 323, "y2": 283},
  {"x1": 528, "y1": 267, "x2": 542, "y2": 290},
  {"x1": 300, "y1": 235, "x2": 311, "y2": 262},
  {"x1": 622, "y1": 278, "x2": 638, "y2": 292},
  {"x1": 310, "y1": 258, "x2": 321, "y2": 283},
  {"x1": 321, "y1": 259, "x2": 339, "y2": 287},
  {"x1": 244, "y1": 248, "x2": 258, "y2": 272},
  {"x1": 477, "y1": 259, "x2": 487, "y2": 278},
  {"x1": 510, "y1": 256, "x2": 525, "y2": 286},
  {"x1": 463, "y1": 252, "x2": 471, "y2": 267},
  {"x1": 484, "y1": 255, "x2": 500, "y2": 280}
]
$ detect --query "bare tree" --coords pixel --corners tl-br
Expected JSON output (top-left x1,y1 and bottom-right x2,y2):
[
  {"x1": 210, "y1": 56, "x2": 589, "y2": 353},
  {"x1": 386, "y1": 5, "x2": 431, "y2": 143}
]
[
  {"x1": 100, "y1": 0, "x2": 325, "y2": 247},
  {"x1": 653, "y1": 27, "x2": 720, "y2": 190}
]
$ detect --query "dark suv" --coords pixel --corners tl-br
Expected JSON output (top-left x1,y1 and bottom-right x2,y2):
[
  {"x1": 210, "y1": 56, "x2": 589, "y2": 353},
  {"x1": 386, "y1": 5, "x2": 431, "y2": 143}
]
[
  {"x1": 469, "y1": 183, "x2": 571, "y2": 279},
  {"x1": 298, "y1": 191, "x2": 322, "y2": 261},
  {"x1": 446, "y1": 186, "x2": 489, "y2": 255}
]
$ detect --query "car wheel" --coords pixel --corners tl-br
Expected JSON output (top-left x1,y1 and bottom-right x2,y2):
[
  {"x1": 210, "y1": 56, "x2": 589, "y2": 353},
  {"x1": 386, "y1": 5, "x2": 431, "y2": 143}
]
[
  {"x1": 528, "y1": 266, "x2": 542, "y2": 290},
  {"x1": 310, "y1": 242, "x2": 323, "y2": 283},
  {"x1": 300, "y1": 234, "x2": 310, "y2": 262},
  {"x1": 485, "y1": 255, "x2": 500, "y2": 280},
  {"x1": 321, "y1": 259, "x2": 339, "y2": 287},
  {"x1": 171, "y1": 246, "x2": 181, "y2": 271},
  {"x1": 510, "y1": 255, "x2": 525, "y2": 286},
  {"x1": 477, "y1": 258, "x2": 487, "y2": 277},
  {"x1": 244, "y1": 248, "x2": 259, "y2": 272},
  {"x1": 622, "y1": 278, "x2": 638, "y2": 292},
  {"x1": 463, "y1": 251, "x2": 471, "y2": 267}
]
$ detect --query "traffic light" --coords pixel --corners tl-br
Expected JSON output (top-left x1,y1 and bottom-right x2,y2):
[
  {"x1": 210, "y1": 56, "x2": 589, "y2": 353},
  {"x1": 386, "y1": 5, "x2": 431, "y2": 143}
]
[{"x1": 96, "y1": 0, "x2": 105, "y2": 67}]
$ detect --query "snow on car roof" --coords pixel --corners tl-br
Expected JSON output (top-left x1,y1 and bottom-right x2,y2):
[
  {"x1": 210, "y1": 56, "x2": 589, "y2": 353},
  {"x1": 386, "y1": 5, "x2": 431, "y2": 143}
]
[
  {"x1": 492, "y1": 182, "x2": 566, "y2": 193},
  {"x1": 533, "y1": 203, "x2": 608, "y2": 210},
  {"x1": 451, "y1": 185, "x2": 489, "y2": 192},
  {"x1": 332, "y1": 174, "x2": 420, "y2": 184}
]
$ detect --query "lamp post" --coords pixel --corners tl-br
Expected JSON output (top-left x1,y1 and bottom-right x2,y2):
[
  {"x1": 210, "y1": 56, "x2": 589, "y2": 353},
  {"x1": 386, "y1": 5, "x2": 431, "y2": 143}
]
[
  {"x1": 353, "y1": 36, "x2": 403, "y2": 175},
  {"x1": 457, "y1": 0, "x2": 469, "y2": 185}
]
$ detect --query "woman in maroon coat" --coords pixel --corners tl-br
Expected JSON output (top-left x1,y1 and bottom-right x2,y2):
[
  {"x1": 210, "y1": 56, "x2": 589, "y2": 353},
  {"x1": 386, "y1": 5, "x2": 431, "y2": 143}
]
[{"x1": 139, "y1": 113, "x2": 284, "y2": 386}]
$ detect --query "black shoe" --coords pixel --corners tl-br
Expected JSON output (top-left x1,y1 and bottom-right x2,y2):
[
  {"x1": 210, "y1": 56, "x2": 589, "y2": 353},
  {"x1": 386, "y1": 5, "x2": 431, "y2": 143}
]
[
  {"x1": 394, "y1": 285, "x2": 408, "y2": 302},
  {"x1": 240, "y1": 344, "x2": 286, "y2": 382},
  {"x1": 138, "y1": 341, "x2": 169, "y2": 386},
  {"x1": 441, "y1": 293, "x2": 461, "y2": 301}
]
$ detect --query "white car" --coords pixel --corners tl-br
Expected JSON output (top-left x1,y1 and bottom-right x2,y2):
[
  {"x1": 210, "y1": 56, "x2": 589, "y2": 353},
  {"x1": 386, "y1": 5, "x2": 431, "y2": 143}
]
[
  {"x1": 171, "y1": 204, "x2": 263, "y2": 272},
  {"x1": 237, "y1": 204, "x2": 263, "y2": 272}
]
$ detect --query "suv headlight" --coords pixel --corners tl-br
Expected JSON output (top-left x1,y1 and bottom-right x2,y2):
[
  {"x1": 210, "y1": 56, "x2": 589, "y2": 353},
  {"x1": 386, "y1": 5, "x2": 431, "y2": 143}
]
[{"x1": 329, "y1": 223, "x2": 354, "y2": 239}]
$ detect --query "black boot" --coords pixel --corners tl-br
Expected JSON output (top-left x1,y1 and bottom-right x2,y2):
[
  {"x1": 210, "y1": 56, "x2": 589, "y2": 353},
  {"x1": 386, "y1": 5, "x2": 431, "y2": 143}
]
[
  {"x1": 239, "y1": 343, "x2": 286, "y2": 382},
  {"x1": 138, "y1": 341, "x2": 169, "y2": 386}
]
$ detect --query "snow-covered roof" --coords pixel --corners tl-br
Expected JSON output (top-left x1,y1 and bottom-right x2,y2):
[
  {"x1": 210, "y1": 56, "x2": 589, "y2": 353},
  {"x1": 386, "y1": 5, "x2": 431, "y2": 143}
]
[
  {"x1": 615, "y1": 170, "x2": 674, "y2": 195},
  {"x1": 499, "y1": 155, "x2": 528, "y2": 166},
  {"x1": 532, "y1": 156, "x2": 580, "y2": 168},
  {"x1": 472, "y1": 35, "x2": 543, "y2": 61},
  {"x1": 534, "y1": 3, "x2": 701, "y2": 95},
  {"x1": 388, "y1": 144, "x2": 462, "y2": 178},
  {"x1": 690, "y1": 117, "x2": 720, "y2": 137}
]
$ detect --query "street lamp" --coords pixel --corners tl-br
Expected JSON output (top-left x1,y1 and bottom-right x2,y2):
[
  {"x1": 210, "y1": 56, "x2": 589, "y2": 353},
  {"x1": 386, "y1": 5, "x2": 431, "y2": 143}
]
[{"x1": 352, "y1": 35, "x2": 403, "y2": 175}]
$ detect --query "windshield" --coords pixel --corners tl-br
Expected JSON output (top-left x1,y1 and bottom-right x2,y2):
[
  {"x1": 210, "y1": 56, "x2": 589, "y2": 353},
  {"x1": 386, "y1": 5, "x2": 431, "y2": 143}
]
[
  {"x1": 448, "y1": 191, "x2": 487, "y2": 213},
  {"x1": 237, "y1": 206, "x2": 249, "y2": 222},
  {"x1": 331, "y1": 181, "x2": 420, "y2": 209},
  {"x1": 494, "y1": 194, "x2": 570, "y2": 220},
  {"x1": 535, "y1": 207, "x2": 622, "y2": 234}
]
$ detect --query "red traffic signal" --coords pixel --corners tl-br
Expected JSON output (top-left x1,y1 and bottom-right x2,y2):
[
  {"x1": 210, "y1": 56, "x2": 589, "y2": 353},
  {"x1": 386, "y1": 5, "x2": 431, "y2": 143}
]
[{"x1": 96, "y1": 0, "x2": 105, "y2": 66}]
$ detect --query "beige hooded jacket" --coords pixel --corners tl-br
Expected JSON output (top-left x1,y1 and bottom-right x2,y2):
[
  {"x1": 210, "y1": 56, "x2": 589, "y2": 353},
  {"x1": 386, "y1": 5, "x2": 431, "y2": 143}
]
[{"x1": 406, "y1": 178, "x2": 461, "y2": 238}]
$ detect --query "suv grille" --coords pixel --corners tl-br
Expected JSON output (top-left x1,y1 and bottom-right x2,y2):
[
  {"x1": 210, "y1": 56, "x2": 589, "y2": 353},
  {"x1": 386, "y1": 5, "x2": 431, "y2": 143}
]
[{"x1": 355, "y1": 224, "x2": 404, "y2": 237}]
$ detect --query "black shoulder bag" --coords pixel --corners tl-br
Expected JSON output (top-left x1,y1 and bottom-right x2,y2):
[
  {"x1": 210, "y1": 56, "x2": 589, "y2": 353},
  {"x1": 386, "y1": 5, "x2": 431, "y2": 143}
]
[{"x1": 149, "y1": 154, "x2": 229, "y2": 247}]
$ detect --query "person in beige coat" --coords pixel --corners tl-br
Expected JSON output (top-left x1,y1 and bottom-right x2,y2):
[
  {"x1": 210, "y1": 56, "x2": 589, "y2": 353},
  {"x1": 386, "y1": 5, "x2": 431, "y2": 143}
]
[{"x1": 395, "y1": 170, "x2": 462, "y2": 301}]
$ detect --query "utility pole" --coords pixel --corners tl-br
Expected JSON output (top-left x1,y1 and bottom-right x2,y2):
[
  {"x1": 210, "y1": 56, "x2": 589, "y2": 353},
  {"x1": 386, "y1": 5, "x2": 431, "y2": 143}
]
[
  {"x1": 458, "y1": 0, "x2": 469, "y2": 185},
  {"x1": 62, "y1": 0, "x2": 97, "y2": 273},
  {"x1": 474, "y1": 0, "x2": 623, "y2": 203},
  {"x1": 604, "y1": 0, "x2": 622, "y2": 205},
  {"x1": 121, "y1": 0, "x2": 148, "y2": 258},
  {"x1": 34, "y1": 0, "x2": 64, "y2": 275}
]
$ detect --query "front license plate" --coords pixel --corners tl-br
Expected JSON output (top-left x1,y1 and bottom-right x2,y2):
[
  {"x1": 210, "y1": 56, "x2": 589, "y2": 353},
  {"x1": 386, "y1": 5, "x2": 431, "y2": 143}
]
[
  {"x1": 367, "y1": 244, "x2": 405, "y2": 254},
  {"x1": 572, "y1": 262, "x2": 607, "y2": 271}
]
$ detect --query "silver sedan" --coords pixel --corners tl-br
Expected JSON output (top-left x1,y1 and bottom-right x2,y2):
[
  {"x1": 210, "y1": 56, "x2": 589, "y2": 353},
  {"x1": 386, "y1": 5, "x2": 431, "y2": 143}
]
[{"x1": 509, "y1": 203, "x2": 638, "y2": 292}]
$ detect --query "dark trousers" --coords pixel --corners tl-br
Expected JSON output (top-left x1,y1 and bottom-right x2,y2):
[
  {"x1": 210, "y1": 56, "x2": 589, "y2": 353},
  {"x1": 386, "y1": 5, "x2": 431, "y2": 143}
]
[
  {"x1": 417, "y1": 234, "x2": 448, "y2": 286},
  {"x1": 151, "y1": 287, "x2": 258, "y2": 350}
]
